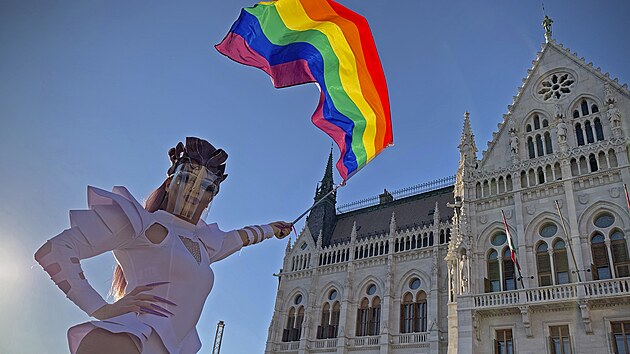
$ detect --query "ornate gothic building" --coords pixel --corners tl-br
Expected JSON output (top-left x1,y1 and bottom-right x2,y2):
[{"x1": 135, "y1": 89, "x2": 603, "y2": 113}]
[{"x1": 265, "y1": 21, "x2": 630, "y2": 354}]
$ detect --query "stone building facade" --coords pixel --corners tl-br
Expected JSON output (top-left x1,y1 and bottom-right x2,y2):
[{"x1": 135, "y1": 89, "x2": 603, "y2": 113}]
[{"x1": 265, "y1": 24, "x2": 630, "y2": 354}]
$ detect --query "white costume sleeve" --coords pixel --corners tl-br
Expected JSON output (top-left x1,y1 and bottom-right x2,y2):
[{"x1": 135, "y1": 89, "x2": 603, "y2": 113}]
[
  {"x1": 206, "y1": 224, "x2": 274, "y2": 264},
  {"x1": 35, "y1": 186, "x2": 146, "y2": 316}
]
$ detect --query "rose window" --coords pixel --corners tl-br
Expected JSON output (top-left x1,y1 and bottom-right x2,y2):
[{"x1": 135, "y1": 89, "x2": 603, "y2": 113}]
[{"x1": 537, "y1": 72, "x2": 575, "y2": 101}]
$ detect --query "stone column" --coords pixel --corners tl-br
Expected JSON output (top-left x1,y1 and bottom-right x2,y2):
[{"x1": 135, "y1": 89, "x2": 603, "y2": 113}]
[
  {"x1": 380, "y1": 213, "x2": 396, "y2": 354},
  {"x1": 549, "y1": 249, "x2": 557, "y2": 285},
  {"x1": 336, "y1": 223, "x2": 358, "y2": 354},
  {"x1": 606, "y1": 240, "x2": 617, "y2": 278},
  {"x1": 561, "y1": 158, "x2": 587, "y2": 281}
]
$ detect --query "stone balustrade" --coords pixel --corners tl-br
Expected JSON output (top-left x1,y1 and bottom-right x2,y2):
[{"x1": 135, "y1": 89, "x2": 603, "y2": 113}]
[
  {"x1": 471, "y1": 277, "x2": 630, "y2": 309},
  {"x1": 393, "y1": 332, "x2": 429, "y2": 344}
]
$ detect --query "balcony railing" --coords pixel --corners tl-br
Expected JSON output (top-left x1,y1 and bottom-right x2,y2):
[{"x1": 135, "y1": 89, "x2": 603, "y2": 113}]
[
  {"x1": 472, "y1": 277, "x2": 630, "y2": 309},
  {"x1": 277, "y1": 342, "x2": 299, "y2": 351},
  {"x1": 312, "y1": 338, "x2": 338, "y2": 349},
  {"x1": 393, "y1": 332, "x2": 429, "y2": 344},
  {"x1": 351, "y1": 335, "x2": 380, "y2": 347}
]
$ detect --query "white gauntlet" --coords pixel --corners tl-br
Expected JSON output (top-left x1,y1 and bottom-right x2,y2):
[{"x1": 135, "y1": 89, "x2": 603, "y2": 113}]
[{"x1": 242, "y1": 225, "x2": 274, "y2": 246}]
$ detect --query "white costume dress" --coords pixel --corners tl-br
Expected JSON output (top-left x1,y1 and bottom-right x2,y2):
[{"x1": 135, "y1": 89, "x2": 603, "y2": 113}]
[{"x1": 36, "y1": 186, "x2": 273, "y2": 354}]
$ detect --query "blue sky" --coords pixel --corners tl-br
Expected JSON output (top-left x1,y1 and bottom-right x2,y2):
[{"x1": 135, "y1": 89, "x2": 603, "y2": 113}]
[{"x1": 1, "y1": 1, "x2": 629, "y2": 353}]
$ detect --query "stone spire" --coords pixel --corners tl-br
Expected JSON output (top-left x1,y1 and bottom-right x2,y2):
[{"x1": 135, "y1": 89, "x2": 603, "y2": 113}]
[
  {"x1": 458, "y1": 112, "x2": 478, "y2": 172},
  {"x1": 459, "y1": 112, "x2": 477, "y2": 157},
  {"x1": 317, "y1": 147, "x2": 334, "y2": 199},
  {"x1": 306, "y1": 150, "x2": 337, "y2": 245},
  {"x1": 389, "y1": 212, "x2": 397, "y2": 236},
  {"x1": 454, "y1": 112, "x2": 475, "y2": 220},
  {"x1": 285, "y1": 237, "x2": 292, "y2": 255},
  {"x1": 433, "y1": 202, "x2": 440, "y2": 226}
]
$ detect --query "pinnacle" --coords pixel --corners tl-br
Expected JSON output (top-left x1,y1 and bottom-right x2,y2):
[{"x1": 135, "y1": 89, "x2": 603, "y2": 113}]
[{"x1": 459, "y1": 111, "x2": 475, "y2": 147}]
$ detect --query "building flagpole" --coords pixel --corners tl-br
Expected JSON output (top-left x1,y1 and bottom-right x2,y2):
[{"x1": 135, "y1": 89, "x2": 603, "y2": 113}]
[{"x1": 554, "y1": 200, "x2": 582, "y2": 282}]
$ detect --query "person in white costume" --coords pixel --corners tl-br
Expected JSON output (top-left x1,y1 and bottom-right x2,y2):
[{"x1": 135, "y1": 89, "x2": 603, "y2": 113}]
[{"x1": 35, "y1": 137, "x2": 292, "y2": 354}]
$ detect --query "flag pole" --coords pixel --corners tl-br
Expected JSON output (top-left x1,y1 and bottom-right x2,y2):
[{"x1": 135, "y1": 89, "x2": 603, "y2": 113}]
[
  {"x1": 291, "y1": 183, "x2": 344, "y2": 225},
  {"x1": 623, "y1": 184, "x2": 630, "y2": 212},
  {"x1": 554, "y1": 200, "x2": 582, "y2": 282},
  {"x1": 501, "y1": 210, "x2": 525, "y2": 289}
]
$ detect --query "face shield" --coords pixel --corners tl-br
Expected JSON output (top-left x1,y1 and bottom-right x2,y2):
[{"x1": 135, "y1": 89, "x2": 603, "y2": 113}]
[{"x1": 165, "y1": 163, "x2": 221, "y2": 224}]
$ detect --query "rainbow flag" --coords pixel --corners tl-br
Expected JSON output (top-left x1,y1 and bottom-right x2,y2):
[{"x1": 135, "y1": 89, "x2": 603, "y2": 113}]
[{"x1": 216, "y1": 0, "x2": 392, "y2": 181}]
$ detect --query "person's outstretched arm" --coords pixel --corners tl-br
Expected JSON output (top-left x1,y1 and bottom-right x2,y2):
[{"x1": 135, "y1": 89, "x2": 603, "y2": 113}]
[{"x1": 208, "y1": 221, "x2": 292, "y2": 263}]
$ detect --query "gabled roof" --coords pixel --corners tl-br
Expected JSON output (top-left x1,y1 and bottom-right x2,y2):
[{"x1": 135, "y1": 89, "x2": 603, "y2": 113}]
[
  {"x1": 478, "y1": 38, "x2": 630, "y2": 169},
  {"x1": 328, "y1": 186, "x2": 454, "y2": 245}
]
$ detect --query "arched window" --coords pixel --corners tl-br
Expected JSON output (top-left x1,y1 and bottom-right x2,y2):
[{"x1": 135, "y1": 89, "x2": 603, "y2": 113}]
[
  {"x1": 544, "y1": 132, "x2": 553, "y2": 154},
  {"x1": 536, "y1": 242, "x2": 552, "y2": 286},
  {"x1": 611, "y1": 230, "x2": 630, "y2": 277},
  {"x1": 609, "y1": 149, "x2": 618, "y2": 167},
  {"x1": 589, "y1": 154, "x2": 598, "y2": 172},
  {"x1": 506, "y1": 174, "x2": 513, "y2": 191},
  {"x1": 521, "y1": 171, "x2": 528, "y2": 188},
  {"x1": 486, "y1": 250, "x2": 500, "y2": 292},
  {"x1": 331, "y1": 301, "x2": 340, "y2": 334},
  {"x1": 594, "y1": 118, "x2": 604, "y2": 141},
  {"x1": 415, "y1": 292, "x2": 428, "y2": 332},
  {"x1": 554, "y1": 163, "x2": 562, "y2": 180},
  {"x1": 370, "y1": 297, "x2": 381, "y2": 336},
  {"x1": 598, "y1": 152, "x2": 607, "y2": 170},
  {"x1": 570, "y1": 158, "x2": 579, "y2": 177},
  {"x1": 573, "y1": 110, "x2": 579, "y2": 118},
  {"x1": 295, "y1": 306, "x2": 304, "y2": 338},
  {"x1": 400, "y1": 293, "x2": 414, "y2": 334},
  {"x1": 534, "y1": 115, "x2": 541, "y2": 130},
  {"x1": 553, "y1": 240, "x2": 570, "y2": 284},
  {"x1": 585, "y1": 121, "x2": 595, "y2": 143},
  {"x1": 592, "y1": 104, "x2": 599, "y2": 113},
  {"x1": 503, "y1": 248, "x2": 517, "y2": 291},
  {"x1": 576, "y1": 124, "x2": 585, "y2": 146},
  {"x1": 318, "y1": 303, "x2": 330, "y2": 339},
  {"x1": 538, "y1": 167, "x2": 545, "y2": 185},
  {"x1": 528, "y1": 137, "x2": 535, "y2": 159},
  {"x1": 429, "y1": 232, "x2": 434, "y2": 246},
  {"x1": 526, "y1": 124, "x2": 532, "y2": 132},
  {"x1": 536, "y1": 135, "x2": 544, "y2": 156},
  {"x1": 579, "y1": 156, "x2": 587, "y2": 174},
  {"x1": 528, "y1": 169, "x2": 536, "y2": 187},
  {"x1": 357, "y1": 298, "x2": 370, "y2": 336},
  {"x1": 400, "y1": 289, "x2": 428, "y2": 334},
  {"x1": 283, "y1": 307, "x2": 296, "y2": 342},
  {"x1": 591, "y1": 233, "x2": 611, "y2": 280},
  {"x1": 543, "y1": 119, "x2": 549, "y2": 128},
  {"x1": 476, "y1": 182, "x2": 482, "y2": 198},
  {"x1": 581, "y1": 99, "x2": 589, "y2": 116},
  {"x1": 319, "y1": 291, "x2": 339, "y2": 339},
  {"x1": 545, "y1": 165, "x2": 553, "y2": 182}
]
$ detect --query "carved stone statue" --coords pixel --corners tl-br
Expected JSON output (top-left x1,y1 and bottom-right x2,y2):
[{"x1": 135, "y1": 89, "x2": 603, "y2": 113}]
[
  {"x1": 608, "y1": 103, "x2": 622, "y2": 138},
  {"x1": 557, "y1": 120, "x2": 567, "y2": 143},
  {"x1": 542, "y1": 15, "x2": 553, "y2": 39},
  {"x1": 460, "y1": 254, "x2": 469, "y2": 294},
  {"x1": 509, "y1": 129, "x2": 519, "y2": 155}
]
